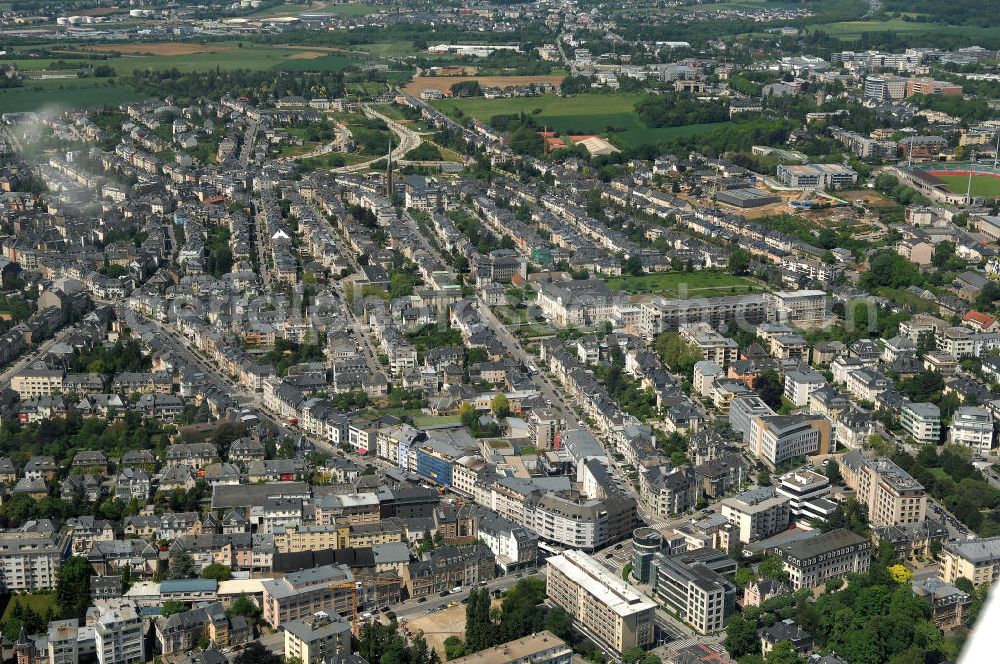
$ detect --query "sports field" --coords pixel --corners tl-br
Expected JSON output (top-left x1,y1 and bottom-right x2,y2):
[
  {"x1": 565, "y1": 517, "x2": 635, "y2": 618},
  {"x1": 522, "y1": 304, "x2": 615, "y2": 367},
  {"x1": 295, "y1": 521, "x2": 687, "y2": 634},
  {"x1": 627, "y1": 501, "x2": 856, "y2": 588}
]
[
  {"x1": 936, "y1": 174, "x2": 1000, "y2": 198},
  {"x1": 604, "y1": 271, "x2": 759, "y2": 298}
]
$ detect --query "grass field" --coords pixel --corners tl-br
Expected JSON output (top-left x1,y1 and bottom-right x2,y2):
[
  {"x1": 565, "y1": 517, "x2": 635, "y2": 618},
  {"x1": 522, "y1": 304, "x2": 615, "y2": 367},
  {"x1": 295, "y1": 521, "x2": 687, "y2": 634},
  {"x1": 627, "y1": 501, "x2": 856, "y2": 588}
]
[
  {"x1": 937, "y1": 175, "x2": 1000, "y2": 198},
  {"x1": 0, "y1": 78, "x2": 143, "y2": 113},
  {"x1": 432, "y1": 94, "x2": 731, "y2": 149},
  {"x1": 330, "y1": 2, "x2": 381, "y2": 16},
  {"x1": 811, "y1": 19, "x2": 1000, "y2": 44},
  {"x1": 604, "y1": 271, "x2": 759, "y2": 298},
  {"x1": 0, "y1": 592, "x2": 57, "y2": 622},
  {"x1": 0, "y1": 41, "x2": 402, "y2": 111},
  {"x1": 433, "y1": 94, "x2": 645, "y2": 133}
]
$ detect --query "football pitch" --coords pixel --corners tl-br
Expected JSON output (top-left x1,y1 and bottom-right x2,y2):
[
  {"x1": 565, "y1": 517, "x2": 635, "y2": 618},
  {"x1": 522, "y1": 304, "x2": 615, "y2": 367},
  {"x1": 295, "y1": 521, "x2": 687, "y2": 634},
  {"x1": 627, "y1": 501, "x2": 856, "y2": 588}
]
[{"x1": 936, "y1": 174, "x2": 1000, "y2": 198}]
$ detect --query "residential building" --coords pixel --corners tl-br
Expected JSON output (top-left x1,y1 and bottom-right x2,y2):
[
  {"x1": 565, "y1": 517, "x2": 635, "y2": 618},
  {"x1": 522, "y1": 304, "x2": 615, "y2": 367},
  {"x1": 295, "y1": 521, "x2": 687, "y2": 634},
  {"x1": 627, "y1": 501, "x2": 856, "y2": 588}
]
[
  {"x1": 546, "y1": 550, "x2": 656, "y2": 655},
  {"x1": 901, "y1": 402, "x2": 941, "y2": 445},
  {"x1": 720, "y1": 487, "x2": 790, "y2": 543},
  {"x1": 94, "y1": 599, "x2": 144, "y2": 664},
  {"x1": 783, "y1": 368, "x2": 827, "y2": 407},
  {"x1": 776, "y1": 529, "x2": 871, "y2": 590},
  {"x1": 941, "y1": 536, "x2": 1000, "y2": 587},
  {"x1": 949, "y1": 406, "x2": 994, "y2": 453},
  {"x1": 912, "y1": 578, "x2": 971, "y2": 630},
  {"x1": 282, "y1": 612, "x2": 352, "y2": 664},
  {"x1": 840, "y1": 450, "x2": 927, "y2": 528},
  {"x1": 679, "y1": 323, "x2": 739, "y2": 367},
  {"x1": 446, "y1": 632, "x2": 572, "y2": 664},
  {"x1": 47, "y1": 619, "x2": 79, "y2": 664},
  {"x1": 768, "y1": 290, "x2": 828, "y2": 325},
  {"x1": 759, "y1": 619, "x2": 812, "y2": 657},
  {"x1": 261, "y1": 564, "x2": 356, "y2": 627}
]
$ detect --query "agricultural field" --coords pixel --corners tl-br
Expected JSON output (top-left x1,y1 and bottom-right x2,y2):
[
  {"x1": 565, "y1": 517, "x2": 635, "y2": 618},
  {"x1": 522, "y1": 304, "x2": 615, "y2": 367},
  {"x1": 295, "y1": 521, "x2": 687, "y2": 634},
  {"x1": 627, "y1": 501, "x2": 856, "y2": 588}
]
[
  {"x1": 604, "y1": 270, "x2": 760, "y2": 298},
  {"x1": 937, "y1": 174, "x2": 1000, "y2": 198},
  {"x1": 0, "y1": 41, "x2": 409, "y2": 112}
]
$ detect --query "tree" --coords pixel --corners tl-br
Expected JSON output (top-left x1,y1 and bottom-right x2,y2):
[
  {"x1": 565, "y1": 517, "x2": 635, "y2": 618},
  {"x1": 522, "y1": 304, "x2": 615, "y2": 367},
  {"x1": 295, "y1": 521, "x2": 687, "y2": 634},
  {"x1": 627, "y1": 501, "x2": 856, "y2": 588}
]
[
  {"x1": 758, "y1": 555, "x2": 789, "y2": 582},
  {"x1": 444, "y1": 637, "x2": 466, "y2": 661},
  {"x1": 765, "y1": 641, "x2": 803, "y2": 664},
  {"x1": 465, "y1": 588, "x2": 493, "y2": 652},
  {"x1": 201, "y1": 563, "x2": 232, "y2": 582},
  {"x1": 234, "y1": 641, "x2": 282, "y2": 664},
  {"x1": 735, "y1": 567, "x2": 757, "y2": 588},
  {"x1": 757, "y1": 469, "x2": 771, "y2": 487},
  {"x1": 725, "y1": 614, "x2": 761, "y2": 658},
  {"x1": 825, "y1": 459, "x2": 842, "y2": 484},
  {"x1": 730, "y1": 248, "x2": 751, "y2": 276},
  {"x1": 623, "y1": 254, "x2": 643, "y2": 276},
  {"x1": 226, "y1": 593, "x2": 262, "y2": 622},
  {"x1": 168, "y1": 551, "x2": 196, "y2": 579},
  {"x1": 757, "y1": 370, "x2": 784, "y2": 410},
  {"x1": 491, "y1": 393, "x2": 510, "y2": 419},
  {"x1": 56, "y1": 556, "x2": 93, "y2": 621},
  {"x1": 888, "y1": 564, "x2": 914, "y2": 584},
  {"x1": 544, "y1": 605, "x2": 573, "y2": 641},
  {"x1": 622, "y1": 647, "x2": 646, "y2": 664},
  {"x1": 161, "y1": 600, "x2": 188, "y2": 617}
]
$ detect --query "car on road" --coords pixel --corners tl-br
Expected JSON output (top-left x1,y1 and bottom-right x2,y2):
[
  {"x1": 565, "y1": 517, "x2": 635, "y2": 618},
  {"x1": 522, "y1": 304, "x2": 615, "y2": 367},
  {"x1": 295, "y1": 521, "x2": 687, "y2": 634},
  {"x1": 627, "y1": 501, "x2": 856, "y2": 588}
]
[
  {"x1": 416, "y1": 597, "x2": 426, "y2": 603},
  {"x1": 439, "y1": 590, "x2": 450, "y2": 597}
]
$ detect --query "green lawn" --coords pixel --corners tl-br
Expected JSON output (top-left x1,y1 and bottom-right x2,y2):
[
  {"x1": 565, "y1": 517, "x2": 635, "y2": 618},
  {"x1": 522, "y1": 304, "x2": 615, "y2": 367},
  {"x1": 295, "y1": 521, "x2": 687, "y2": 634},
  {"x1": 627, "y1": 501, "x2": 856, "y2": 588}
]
[
  {"x1": 0, "y1": 592, "x2": 57, "y2": 622},
  {"x1": 604, "y1": 271, "x2": 760, "y2": 298},
  {"x1": 413, "y1": 415, "x2": 463, "y2": 427},
  {"x1": 937, "y1": 175, "x2": 1000, "y2": 198}
]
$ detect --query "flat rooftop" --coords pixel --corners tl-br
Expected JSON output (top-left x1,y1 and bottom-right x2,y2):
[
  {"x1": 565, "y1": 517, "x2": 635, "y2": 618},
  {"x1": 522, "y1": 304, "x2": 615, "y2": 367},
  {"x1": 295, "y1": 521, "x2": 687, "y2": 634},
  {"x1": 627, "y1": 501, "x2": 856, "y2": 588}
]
[{"x1": 548, "y1": 549, "x2": 656, "y2": 618}]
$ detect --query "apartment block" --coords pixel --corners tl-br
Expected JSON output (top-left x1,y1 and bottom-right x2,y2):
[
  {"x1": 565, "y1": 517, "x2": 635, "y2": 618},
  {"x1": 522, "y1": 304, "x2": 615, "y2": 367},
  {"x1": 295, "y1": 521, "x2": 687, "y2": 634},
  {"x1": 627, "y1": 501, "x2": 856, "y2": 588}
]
[
  {"x1": 783, "y1": 367, "x2": 827, "y2": 407},
  {"x1": 948, "y1": 406, "x2": 994, "y2": 454},
  {"x1": 94, "y1": 599, "x2": 144, "y2": 664},
  {"x1": 720, "y1": 487, "x2": 791, "y2": 543},
  {"x1": 941, "y1": 536, "x2": 1000, "y2": 587},
  {"x1": 679, "y1": 323, "x2": 739, "y2": 367},
  {"x1": 767, "y1": 290, "x2": 828, "y2": 324},
  {"x1": 283, "y1": 612, "x2": 352, "y2": 664},
  {"x1": 261, "y1": 564, "x2": 356, "y2": 627},
  {"x1": 546, "y1": 550, "x2": 656, "y2": 656},
  {"x1": 11, "y1": 366, "x2": 64, "y2": 398},
  {"x1": 447, "y1": 632, "x2": 572, "y2": 664},
  {"x1": 901, "y1": 401, "x2": 941, "y2": 445},
  {"x1": 776, "y1": 529, "x2": 871, "y2": 590},
  {"x1": 840, "y1": 450, "x2": 926, "y2": 528}
]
